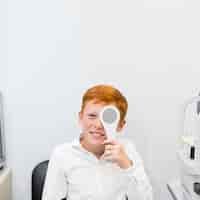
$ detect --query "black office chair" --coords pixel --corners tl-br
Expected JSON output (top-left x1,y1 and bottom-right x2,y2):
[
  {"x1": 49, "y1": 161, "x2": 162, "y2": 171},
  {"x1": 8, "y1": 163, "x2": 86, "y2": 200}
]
[
  {"x1": 32, "y1": 160, "x2": 128, "y2": 200},
  {"x1": 32, "y1": 160, "x2": 49, "y2": 200}
]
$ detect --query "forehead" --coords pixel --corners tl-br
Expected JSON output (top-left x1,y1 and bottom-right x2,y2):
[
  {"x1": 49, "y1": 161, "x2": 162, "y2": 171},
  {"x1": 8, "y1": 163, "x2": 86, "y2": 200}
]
[{"x1": 83, "y1": 100, "x2": 113, "y2": 113}]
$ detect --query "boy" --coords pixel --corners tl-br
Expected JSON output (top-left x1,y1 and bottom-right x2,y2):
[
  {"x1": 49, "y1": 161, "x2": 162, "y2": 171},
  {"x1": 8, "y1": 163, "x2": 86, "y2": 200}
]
[{"x1": 42, "y1": 84, "x2": 153, "y2": 200}]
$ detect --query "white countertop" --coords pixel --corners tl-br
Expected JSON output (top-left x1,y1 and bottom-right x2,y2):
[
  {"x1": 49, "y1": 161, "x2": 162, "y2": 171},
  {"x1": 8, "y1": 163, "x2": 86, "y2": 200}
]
[{"x1": 0, "y1": 167, "x2": 12, "y2": 200}]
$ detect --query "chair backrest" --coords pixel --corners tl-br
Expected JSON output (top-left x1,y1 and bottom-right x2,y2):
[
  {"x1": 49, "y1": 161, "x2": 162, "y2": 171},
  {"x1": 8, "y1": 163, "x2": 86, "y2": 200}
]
[
  {"x1": 32, "y1": 160, "x2": 128, "y2": 200},
  {"x1": 32, "y1": 160, "x2": 49, "y2": 200}
]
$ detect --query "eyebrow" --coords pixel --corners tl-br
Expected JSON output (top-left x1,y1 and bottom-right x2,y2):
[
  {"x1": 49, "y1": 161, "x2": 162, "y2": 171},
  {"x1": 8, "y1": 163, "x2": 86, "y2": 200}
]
[{"x1": 87, "y1": 113, "x2": 98, "y2": 116}]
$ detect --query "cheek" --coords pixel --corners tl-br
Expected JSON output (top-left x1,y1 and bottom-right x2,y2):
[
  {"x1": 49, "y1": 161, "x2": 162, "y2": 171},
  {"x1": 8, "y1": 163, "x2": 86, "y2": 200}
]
[{"x1": 81, "y1": 119, "x2": 93, "y2": 130}]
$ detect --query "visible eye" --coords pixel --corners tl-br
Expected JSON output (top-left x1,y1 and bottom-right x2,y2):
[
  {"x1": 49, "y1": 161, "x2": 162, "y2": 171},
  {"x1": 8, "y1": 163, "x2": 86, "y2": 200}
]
[{"x1": 88, "y1": 114, "x2": 97, "y2": 119}]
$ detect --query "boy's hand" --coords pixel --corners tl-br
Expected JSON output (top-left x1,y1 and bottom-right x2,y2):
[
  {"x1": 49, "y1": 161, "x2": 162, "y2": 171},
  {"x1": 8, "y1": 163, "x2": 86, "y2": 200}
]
[{"x1": 101, "y1": 139, "x2": 133, "y2": 169}]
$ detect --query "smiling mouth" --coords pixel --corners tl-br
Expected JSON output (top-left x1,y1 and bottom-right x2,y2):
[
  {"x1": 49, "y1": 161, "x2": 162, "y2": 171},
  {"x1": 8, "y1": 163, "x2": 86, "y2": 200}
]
[{"x1": 89, "y1": 131, "x2": 105, "y2": 137}]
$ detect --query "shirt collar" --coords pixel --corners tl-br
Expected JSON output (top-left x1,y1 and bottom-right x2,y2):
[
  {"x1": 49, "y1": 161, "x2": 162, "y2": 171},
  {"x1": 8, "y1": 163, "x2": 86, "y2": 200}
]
[
  {"x1": 71, "y1": 138, "x2": 92, "y2": 154},
  {"x1": 71, "y1": 138, "x2": 81, "y2": 149}
]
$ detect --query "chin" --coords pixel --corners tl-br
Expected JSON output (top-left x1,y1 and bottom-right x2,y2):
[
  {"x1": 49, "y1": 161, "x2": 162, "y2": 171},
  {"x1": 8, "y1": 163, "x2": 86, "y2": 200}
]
[{"x1": 90, "y1": 139, "x2": 104, "y2": 146}]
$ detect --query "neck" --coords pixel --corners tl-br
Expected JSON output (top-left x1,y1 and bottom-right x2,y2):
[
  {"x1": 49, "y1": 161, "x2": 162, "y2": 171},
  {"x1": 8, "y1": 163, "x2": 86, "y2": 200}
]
[{"x1": 80, "y1": 138, "x2": 105, "y2": 159}]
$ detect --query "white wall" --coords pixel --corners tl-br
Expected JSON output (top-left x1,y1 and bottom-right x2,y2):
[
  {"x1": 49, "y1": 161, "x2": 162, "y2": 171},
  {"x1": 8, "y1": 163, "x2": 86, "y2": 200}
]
[
  {"x1": 80, "y1": 0, "x2": 200, "y2": 181},
  {"x1": 0, "y1": 0, "x2": 7, "y2": 88},
  {"x1": 4, "y1": 0, "x2": 200, "y2": 200},
  {"x1": 6, "y1": 0, "x2": 80, "y2": 200}
]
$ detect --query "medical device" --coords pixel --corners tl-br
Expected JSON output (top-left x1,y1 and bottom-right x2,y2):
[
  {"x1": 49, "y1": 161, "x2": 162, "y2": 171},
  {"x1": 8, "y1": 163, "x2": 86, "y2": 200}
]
[
  {"x1": 99, "y1": 105, "x2": 120, "y2": 139},
  {"x1": 178, "y1": 95, "x2": 200, "y2": 199}
]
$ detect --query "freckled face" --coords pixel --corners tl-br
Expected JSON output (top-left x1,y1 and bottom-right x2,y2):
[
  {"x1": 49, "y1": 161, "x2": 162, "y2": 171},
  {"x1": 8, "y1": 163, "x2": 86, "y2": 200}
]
[{"x1": 79, "y1": 101, "x2": 107, "y2": 146}]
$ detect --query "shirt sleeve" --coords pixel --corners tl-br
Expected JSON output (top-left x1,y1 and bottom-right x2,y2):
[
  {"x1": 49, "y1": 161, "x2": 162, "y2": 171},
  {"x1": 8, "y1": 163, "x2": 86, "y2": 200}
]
[
  {"x1": 122, "y1": 140, "x2": 153, "y2": 200},
  {"x1": 42, "y1": 147, "x2": 68, "y2": 200}
]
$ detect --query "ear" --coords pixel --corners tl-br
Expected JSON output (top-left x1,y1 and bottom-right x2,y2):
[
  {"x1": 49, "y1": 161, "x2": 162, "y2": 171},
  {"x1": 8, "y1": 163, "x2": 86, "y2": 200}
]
[
  {"x1": 78, "y1": 111, "x2": 83, "y2": 124},
  {"x1": 116, "y1": 120, "x2": 126, "y2": 132}
]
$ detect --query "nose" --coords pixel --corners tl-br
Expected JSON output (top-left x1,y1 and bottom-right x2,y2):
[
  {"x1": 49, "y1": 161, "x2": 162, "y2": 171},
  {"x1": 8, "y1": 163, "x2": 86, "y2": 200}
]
[{"x1": 95, "y1": 118, "x2": 104, "y2": 129}]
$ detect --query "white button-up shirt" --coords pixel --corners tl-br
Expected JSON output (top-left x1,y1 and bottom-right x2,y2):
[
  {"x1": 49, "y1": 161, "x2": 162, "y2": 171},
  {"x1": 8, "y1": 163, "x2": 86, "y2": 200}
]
[{"x1": 42, "y1": 137, "x2": 153, "y2": 200}]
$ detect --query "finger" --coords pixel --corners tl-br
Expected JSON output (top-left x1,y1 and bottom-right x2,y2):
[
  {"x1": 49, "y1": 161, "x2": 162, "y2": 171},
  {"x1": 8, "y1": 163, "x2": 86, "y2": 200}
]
[
  {"x1": 104, "y1": 149, "x2": 113, "y2": 156},
  {"x1": 103, "y1": 139, "x2": 118, "y2": 145},
  {"x1": 101, "y1": 155, "x2": 113, "y2": 161},
  {"x1": 105, "y1": 145, "x2": 114, "y2": 150},
  {"x1": 103, "y1": 139, "x2": 112, "y2": 145},
  {"x1": 105, "y1": 145, "x2": 121, "y2": 153}
]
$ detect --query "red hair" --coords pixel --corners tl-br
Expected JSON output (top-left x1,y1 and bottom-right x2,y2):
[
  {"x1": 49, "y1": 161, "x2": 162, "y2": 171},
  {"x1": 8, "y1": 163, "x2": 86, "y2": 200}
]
[{"x1": 81, "y1": 84, "x2": 128, "y2": 123}]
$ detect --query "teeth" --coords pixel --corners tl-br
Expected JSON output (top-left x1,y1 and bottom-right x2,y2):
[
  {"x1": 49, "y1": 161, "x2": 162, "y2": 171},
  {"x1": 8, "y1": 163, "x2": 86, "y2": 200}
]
[{"x1": 91, "y1": 132, "x2": 104, "y2": 136}]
